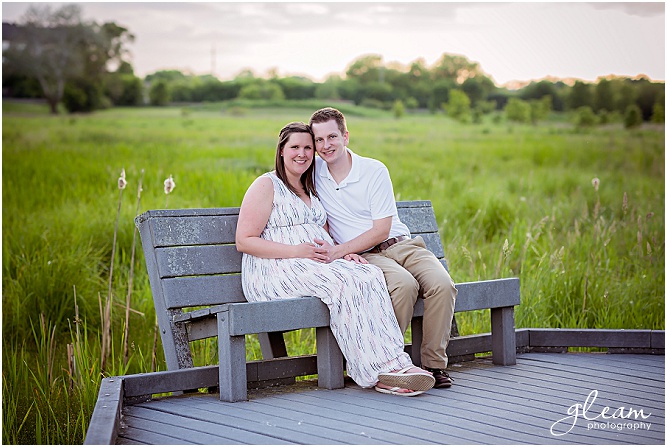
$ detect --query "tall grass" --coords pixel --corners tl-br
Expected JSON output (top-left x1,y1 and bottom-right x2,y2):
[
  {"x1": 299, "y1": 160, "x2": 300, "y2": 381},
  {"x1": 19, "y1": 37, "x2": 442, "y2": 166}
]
[{"x1": 2, "y1": 100, "x2": 664, "y2": 443}]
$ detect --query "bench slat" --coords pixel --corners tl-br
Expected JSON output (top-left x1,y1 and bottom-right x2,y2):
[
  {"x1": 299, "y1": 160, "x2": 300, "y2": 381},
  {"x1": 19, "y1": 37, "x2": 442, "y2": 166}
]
[
  {"x1": 155, "y1": 233, "x2": 443, "y2": 280},
  {"x1": 224, "y1": 298, "x2": 331, "y2": 336},
  {"x1": 163, "y1": 276, "x2": 245, "y2": 309},
  {"x1": 150, "y1": 214, "x2": 238, "y2": 247},
  {"x1": 412, "y1": 278, "x2": 520, "y2": 315},
  {"x1": 397, "y1": 204, "x2": 439, "y2": 233},
  {"x1": 156, "y1": 245, "x2": 242, "y2": 278}
]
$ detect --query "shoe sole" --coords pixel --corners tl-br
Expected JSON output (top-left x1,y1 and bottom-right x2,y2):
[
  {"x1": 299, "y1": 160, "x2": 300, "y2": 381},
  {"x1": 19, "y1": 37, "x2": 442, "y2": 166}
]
[
  {"x1": 377, "y1": 372, "x2": 435, "y2": 391},
  {"x1": 374, "y1": 386, "x2": 425, "y2": 397}
]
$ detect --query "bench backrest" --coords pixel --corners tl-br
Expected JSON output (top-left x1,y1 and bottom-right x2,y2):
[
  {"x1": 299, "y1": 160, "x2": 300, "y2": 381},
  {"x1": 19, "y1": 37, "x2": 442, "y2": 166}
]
[{"x1": 136, "y1": 200, "x2": 445, "y2": 312}]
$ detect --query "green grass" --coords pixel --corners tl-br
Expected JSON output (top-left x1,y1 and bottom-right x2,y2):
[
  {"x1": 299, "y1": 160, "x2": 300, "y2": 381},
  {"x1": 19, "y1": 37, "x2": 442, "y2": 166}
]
[{"x1": 2, "y1": 99, "x2": 664, "y2": 443}]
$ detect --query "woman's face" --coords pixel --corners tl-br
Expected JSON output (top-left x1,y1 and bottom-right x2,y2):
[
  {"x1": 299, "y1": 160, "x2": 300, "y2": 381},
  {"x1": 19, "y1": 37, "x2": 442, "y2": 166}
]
[{"x1": 280, "y1": 132, "x2": 314, "y2": 178}]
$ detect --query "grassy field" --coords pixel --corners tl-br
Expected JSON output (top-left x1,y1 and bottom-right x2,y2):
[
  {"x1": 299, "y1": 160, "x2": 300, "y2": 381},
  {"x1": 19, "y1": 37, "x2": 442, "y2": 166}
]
[{"x1": 2, "y1": 99, "x2": 664, "y2": 443}]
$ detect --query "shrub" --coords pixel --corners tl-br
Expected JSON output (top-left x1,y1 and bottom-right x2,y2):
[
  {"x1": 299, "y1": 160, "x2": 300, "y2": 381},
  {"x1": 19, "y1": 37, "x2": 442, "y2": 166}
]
[
  {"x1": 392, "y1": 99, "x2": 405, "y2": 118},
  {"x1": 505, "y1": 98, "x2": 531, "y2": 123},
  {"x1": 624, "y1": 104, "x2": 643, "y2": 129},
  {"x1": 573, "y1": 106, "x2": 598, "y2": 129}
]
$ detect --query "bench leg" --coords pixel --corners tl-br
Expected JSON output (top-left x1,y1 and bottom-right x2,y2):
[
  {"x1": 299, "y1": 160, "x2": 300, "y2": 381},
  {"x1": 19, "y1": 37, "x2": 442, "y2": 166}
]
[
  {"x1": 491, "y1": 306, "x2": 517, "y2": 365},
  {"x1": 217, "y1": 312, "x2": 248, "y2": 402},
  {"x1": 258, "y1": 332, "x2": 288, "y2": 358},
  {"x1": 315, "y1": 326, "x2": 345, "y2": 389}
]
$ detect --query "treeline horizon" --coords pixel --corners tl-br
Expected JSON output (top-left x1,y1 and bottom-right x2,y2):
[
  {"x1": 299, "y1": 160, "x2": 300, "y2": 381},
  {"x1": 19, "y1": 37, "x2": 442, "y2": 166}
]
[{"x1": 2, "y1": 4, "x2": 665, "y2": 124}]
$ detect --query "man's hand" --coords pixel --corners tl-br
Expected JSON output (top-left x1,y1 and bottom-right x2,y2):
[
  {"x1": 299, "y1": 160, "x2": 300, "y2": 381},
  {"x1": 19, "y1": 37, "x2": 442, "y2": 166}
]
[
  {"x1": 343, "y1": 253, "x2": 369, "y2": 264},
  {"x1": 313, "y1": 238, "x2": 347, "y2": 262}
]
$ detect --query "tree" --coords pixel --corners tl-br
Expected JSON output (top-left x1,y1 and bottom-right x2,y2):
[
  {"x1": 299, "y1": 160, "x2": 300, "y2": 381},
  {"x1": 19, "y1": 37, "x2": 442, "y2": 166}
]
[
  {"x1": 3, "y1": 4, "x2": 87, "y2": 113},
  {"x1": 432, "y1": 53, "x2": 485, "y2": 83},
  {"x1": 238, "y1": 80, "x2": 285, "y2": 100},
  {"x1": 345, "y1": 54, "x2": 384, "y2": 84},
  {"x1": 616, "y1": 80, "x2": 637, "y2": 113},
  {"x1": 594, "y1": 78, "x2": 615, "y2": 113},
  {"x1": 461, "y1": 75, "x2": 496, "y2": 107},
  {"x1": 149, "y1": 80, "x2": 171, "y2": 106},
  {"x1": 651, "y1": 96, "x2": 665, "y2": 124},
  {"x1": 3, "y1": 4, "x2": 136, "y2": 114},
  {"x1": 568, "y1": 81, "x2": 594, "y2": 110},
  {"x1": 505, "y1": 98, "x2": 531, "y2": 123},
  {"x1": 573, "y1": 106, "x2": 598, "y2": 130},
  {"x1": 445, "y1": 89, "x2": 471, "y2": 123},
  {"x1": 529, "y1": 95, "x2": 552, "y2": 124},
  {"x1": 624, "y1": 104, "x2": 643, "y2": 129},
  {"x1": 429, "y1": 79, "x2": 454, "y2": 112},
  {"x1": 392, "y1": 99, "x2": 405, "y2": 119},
  {"x1": 315, "y1": 75, "x2": 341, "y2": 100}
]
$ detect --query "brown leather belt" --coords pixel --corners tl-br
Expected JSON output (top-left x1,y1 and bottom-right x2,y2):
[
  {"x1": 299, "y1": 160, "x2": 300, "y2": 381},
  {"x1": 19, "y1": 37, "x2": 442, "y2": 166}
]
[{"x1": 368, "y1": 235, "x2": 410, "y2": 253}]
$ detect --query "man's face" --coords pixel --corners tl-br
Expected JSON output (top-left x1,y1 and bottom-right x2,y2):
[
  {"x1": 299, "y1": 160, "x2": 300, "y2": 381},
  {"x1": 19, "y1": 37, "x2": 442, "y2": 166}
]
[{"x1": 312, "y1": 120, "x2": 349, "y2": 166}]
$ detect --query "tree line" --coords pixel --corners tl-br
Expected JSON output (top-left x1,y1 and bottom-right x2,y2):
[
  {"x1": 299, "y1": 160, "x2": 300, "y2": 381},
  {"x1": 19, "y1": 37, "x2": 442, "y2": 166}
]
[{"x1": 3, "y1": 4, "x2": 664, "y2": 127}]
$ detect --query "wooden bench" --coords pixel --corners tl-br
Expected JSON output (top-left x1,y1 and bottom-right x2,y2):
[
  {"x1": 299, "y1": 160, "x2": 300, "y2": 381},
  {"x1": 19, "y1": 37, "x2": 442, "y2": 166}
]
[{"x1": 136, "y1": 200, "x2": 520, "y2": 402}]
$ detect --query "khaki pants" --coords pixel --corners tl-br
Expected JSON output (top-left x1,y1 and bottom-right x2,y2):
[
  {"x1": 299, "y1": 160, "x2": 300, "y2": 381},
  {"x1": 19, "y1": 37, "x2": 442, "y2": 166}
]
[{"x1": 362, "y1": 236, "x2": 457, "y2": 369}]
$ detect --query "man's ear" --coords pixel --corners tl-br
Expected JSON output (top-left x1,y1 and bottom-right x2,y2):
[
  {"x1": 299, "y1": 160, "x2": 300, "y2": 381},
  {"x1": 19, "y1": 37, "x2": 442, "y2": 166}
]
[{"x1": 343, "y1": 131, "x2": 350, "y2": 146}]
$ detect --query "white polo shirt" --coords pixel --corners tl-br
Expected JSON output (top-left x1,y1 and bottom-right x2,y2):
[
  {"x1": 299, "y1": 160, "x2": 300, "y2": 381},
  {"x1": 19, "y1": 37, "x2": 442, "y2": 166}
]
[{"x1": 315, "y1": 148, "x2": 411, "y2": 245}]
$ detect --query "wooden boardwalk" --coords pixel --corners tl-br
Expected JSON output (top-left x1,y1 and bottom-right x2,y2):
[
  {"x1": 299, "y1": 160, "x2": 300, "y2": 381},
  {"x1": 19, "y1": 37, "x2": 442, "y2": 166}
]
[{"x1": 114, "y1": 352, "x2": 664, "y2": 444}]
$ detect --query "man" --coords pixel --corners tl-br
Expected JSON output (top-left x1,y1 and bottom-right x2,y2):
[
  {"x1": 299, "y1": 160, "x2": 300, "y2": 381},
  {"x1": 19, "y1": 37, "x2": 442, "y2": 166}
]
[{"x1": 309, "y1": 107, "x2": 458, "y2": 388}]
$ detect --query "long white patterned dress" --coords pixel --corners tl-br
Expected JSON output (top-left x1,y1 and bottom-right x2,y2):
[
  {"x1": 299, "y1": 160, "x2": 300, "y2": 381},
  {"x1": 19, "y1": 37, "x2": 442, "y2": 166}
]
[{"x1": 241, "y1": 172, "x2": 413, "y2": 387}]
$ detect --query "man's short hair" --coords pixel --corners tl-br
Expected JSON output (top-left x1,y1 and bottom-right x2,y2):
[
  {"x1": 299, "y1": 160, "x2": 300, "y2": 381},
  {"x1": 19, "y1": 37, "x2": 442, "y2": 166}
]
[{"x1": 309, "y1": 107, "x2": 347, "y2": 135}]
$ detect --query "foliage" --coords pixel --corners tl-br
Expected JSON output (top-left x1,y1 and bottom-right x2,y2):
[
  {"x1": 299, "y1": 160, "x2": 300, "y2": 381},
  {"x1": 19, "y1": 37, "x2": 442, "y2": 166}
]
[
  {"x1": 445, "y1": 89, "x2": 471, "y2": 123},
  {"x1": 529, "y1": 95, "x2": 552, "y2": 124},
  {"x1": 652, "y1": 101, "x2": 665, "y2": 124},
  {"x1": 505, "y1": 97, "x2": 531, "y2": 123},
  {"x1": 573, "y1": 106, "x2": 598, "y2": 129},
  {"x1": 149, "y1": 80, "x2": 170, "y2": 106},
  {"x1": 392, "y1": 99, "x2": 405, "y2": 118},
  {"x1": 3, "y1": 4, "x2": 134, "y2": 114},
  {"x1": 104, "y1": 72, "x2": 144, "y2": 106},
  {"x1": 624, "y1": 104, "x2": 643, "y2": 129},
  {"x1": 238, "y1": 80, "x2": 285, "y2": 101},
  {"x1": 568, "y1": 80, "x2": 594, "y2": 110}
]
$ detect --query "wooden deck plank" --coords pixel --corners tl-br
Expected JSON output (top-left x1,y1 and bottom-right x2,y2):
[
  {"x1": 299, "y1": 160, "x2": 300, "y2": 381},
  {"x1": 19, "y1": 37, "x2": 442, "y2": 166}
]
[
  {"x1": 523, "y1": 352, "x2": 665, "y2": 382},
  {"x1": 117, "y1": 353, "x2": 664, "y2": 445},
  {"x1": 328, "y1": 386, "x2": 567, "y2": 444},
  {"x1": 462, "y1": 356, "x2": 664, "y2": 409},
  {"x1": 134, "y1": 396, "x2": 386, "y2": 444},
  {"x1": 447, "y1": 355, "x2": 663, "y2": 444},
  {"x1": 117, "y1": 425, "x2": 196, "y2": 445},
  {"x1": 131, "y1": 400, "x2": 342, "y2": 445},
  {"x1": 172, "y1": 394, "x2": 429, "y2": 444},
  {"x1": 121, "y1": 405, "x2": 256, "y2": 444},
  {"x1": 238, "y1": 389, "x2": 472, "y2": 444}
]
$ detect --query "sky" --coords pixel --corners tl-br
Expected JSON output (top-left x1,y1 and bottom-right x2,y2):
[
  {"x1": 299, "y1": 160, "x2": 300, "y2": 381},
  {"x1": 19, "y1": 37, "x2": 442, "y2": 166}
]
[{"x1": 2, "y1": 1, "x2": 665, "y2": 87}]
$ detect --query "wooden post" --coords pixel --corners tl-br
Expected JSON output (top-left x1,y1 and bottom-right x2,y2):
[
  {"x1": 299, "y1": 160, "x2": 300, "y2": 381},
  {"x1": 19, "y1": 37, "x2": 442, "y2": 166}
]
[
  {"x1": 491, "y1": 306, "x2": 516, "y2": 365},
  {"x1": 315, "y1": 326, "x2": 345, "y2": 389},
  {"x1": 217, "y1": 310, "x2": 248, "y2": 402}
]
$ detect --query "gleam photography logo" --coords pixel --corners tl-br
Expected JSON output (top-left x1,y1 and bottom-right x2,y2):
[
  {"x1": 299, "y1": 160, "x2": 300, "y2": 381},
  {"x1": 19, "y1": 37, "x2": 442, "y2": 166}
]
[{"x1": 550, "y1": 390, "x2": 652, "y2": 436}]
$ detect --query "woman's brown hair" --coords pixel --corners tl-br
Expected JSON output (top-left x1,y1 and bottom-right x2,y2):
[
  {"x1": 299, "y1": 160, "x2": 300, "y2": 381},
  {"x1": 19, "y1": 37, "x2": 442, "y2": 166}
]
[{"x1": 274, "y1": 122, "x2": 318, "y2": 199}]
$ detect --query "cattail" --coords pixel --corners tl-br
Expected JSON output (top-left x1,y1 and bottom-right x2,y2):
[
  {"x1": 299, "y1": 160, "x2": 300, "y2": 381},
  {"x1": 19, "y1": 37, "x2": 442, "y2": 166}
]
[
  {"x1": 591, "y1": 177, "x2": 600, "y2": 191},
  {"x1": 118, "y1": 168, "x2": 127, "y2": 190},
  {"x1": 164, "y1": 175, "x2": 176, "y2": 195}
]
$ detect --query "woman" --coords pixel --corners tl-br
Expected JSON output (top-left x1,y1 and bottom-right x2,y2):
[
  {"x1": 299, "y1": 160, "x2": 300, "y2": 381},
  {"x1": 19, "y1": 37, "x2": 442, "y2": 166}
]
[{"x1": 236, "y1": 122, "x2": 434, "y2": 396}]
